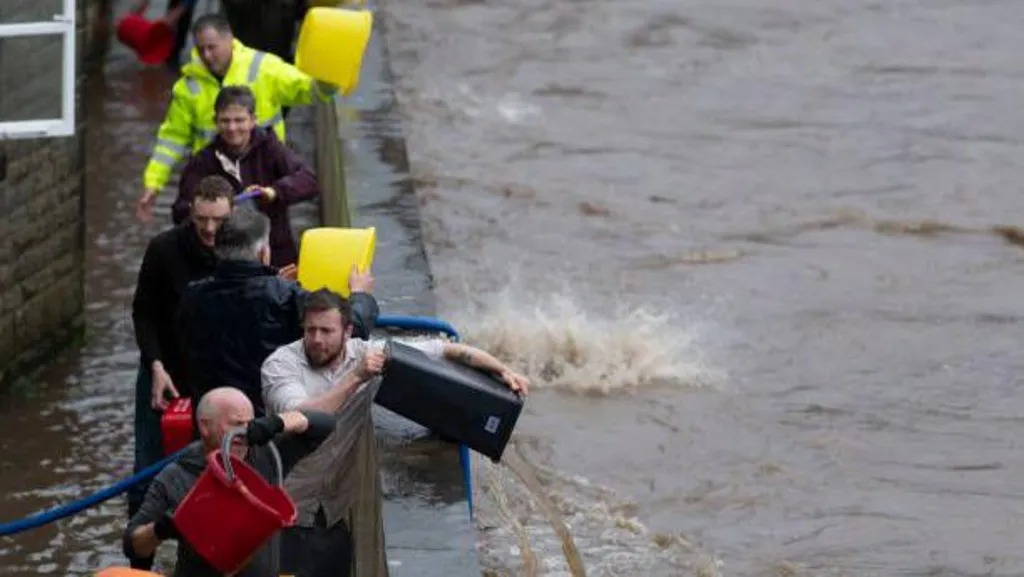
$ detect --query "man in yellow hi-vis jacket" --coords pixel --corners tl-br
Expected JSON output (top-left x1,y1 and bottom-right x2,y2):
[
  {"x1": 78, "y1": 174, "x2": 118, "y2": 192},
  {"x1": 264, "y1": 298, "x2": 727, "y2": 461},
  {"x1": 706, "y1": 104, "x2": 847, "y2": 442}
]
[{"x1": 136, "y1": 13, "x2": 334, "y2": 222}]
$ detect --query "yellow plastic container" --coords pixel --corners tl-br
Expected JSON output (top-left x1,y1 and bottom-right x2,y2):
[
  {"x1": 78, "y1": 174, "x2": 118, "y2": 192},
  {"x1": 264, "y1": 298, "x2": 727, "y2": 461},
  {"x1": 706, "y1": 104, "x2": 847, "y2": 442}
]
[
  {"x1": 295, "y1": 7, "x2": 373, "y2": 96},
  {"x1": 297, "y1": 227, "x2": 377, "y2": 297},
  {"x1": 307, "y1": 0, "x2": 365, "y2": 6}
]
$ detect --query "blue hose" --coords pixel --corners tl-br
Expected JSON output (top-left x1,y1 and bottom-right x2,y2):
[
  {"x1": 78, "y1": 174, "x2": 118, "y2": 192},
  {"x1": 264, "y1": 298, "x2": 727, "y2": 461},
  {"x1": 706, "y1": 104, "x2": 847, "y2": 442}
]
[
  {"x1": 376, "y1": 315, "x2": 475, "y2": 519},
  {"x1": 376, "y1": 315, "x2": 460, "y2": 341},
  {"x1": 0, "y1": 316, "x2": 474, "y2": 538},
  {"x1": 0, "y1": 449, "x2": 184, "y2": 537}
]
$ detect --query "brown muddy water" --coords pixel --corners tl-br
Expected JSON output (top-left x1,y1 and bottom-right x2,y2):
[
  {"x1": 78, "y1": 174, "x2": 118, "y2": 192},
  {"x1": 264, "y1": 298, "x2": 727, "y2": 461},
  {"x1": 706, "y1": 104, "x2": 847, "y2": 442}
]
[
  {"x1": 383, "y1": 0, "x2": 1024, "y2": 575},
  {"x1": 3, "y1": 1, "x2": 1024, "y2": 576}
]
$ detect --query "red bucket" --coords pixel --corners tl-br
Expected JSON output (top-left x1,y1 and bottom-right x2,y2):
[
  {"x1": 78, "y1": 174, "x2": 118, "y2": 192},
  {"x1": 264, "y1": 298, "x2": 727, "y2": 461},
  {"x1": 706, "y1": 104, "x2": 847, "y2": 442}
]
[
  {"x1": 115, "y1": 13, "x2": 175, "y2": 65},
  {"x1": 173, "y1": 441, "x2": 296, "y2": 574}
]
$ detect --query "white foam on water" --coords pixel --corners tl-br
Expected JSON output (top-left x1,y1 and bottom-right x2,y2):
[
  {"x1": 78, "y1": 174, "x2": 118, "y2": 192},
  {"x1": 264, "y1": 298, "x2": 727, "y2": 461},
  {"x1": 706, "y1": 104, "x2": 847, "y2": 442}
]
[
  {"x1": 443, "y1": 283, "x2": 721, "y2": 395},
  {"x1": 473, "y1": 445, "x2": 725, "y2": 577},
  {"x1": 496, "y1": 93, "x2": 543, "y2": 124},
  {"x1": 431, "y1": 278, "x2": 726, "y2": 574}
]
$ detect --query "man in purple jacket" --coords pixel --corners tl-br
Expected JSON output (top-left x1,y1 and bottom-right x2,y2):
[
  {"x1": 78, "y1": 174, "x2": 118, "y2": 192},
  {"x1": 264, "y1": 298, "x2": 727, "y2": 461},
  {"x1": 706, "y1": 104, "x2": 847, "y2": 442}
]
[{"x1": 173, "y1": 85, "x2": 319, "y2": 268}]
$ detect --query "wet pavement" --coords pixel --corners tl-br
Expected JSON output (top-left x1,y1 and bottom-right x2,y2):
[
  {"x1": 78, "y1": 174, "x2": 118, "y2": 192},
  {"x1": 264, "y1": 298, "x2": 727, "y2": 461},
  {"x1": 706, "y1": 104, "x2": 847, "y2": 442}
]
[{"x1": 333, "y1": 9, "x2": 480, "y2": 574}]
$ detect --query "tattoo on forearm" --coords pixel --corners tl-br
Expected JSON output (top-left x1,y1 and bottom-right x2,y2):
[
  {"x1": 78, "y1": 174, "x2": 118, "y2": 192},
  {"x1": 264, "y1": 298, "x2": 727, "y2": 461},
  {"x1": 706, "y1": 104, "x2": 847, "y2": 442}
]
[{"x1": 457, "y1": 350, "x2": 474, "y2": 365}]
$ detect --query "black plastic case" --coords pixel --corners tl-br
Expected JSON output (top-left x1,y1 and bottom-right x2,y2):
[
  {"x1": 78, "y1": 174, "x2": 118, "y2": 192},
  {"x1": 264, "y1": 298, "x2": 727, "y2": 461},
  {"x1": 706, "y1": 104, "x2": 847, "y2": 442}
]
[{"x1": 375, "y1": 339, "x2": 525, "y2": 461}]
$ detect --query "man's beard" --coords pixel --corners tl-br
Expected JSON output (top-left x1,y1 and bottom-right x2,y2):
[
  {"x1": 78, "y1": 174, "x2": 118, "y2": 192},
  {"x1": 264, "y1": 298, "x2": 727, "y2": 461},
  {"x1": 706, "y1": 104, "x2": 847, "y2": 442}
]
[{"x1": 305, "y1": 344, "x2": 343, "y2": 368}]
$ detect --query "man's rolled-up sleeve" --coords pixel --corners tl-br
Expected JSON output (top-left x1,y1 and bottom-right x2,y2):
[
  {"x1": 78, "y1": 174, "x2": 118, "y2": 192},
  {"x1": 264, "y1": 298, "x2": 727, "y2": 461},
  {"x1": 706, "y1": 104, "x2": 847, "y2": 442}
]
[
  {"x1": 273, "y1": 410, "x2": 340, "y2": 475},
  {"x1": 400, "y1": 338, "x2": 445, "y2": 361},
  {"x1": 262, "y1": 348, "x2": 310, "y2": 413}
]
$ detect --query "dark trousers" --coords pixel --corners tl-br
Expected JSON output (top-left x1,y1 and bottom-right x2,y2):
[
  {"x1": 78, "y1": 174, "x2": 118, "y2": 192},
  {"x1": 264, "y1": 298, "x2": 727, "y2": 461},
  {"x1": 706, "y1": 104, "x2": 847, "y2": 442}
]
[
  {"x1": 128, "y1": 363, "x2": 164, "y2": 569},
  {"x1": 280, "y1": 508, "x2": 353, "y2": 577},
  {"x1": 165, "y1": 0, "x2": 198, "y2": 69},
  {"x1": 221, "y1": 0, "x2": 303, "y2": 64}
]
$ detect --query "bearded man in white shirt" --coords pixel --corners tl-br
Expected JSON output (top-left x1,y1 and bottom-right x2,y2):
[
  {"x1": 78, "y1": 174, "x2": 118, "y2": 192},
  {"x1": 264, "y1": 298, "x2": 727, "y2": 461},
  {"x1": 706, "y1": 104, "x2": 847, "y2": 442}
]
[{"x1": 260, "y1": 288, "x2": 529, "y2": 577}]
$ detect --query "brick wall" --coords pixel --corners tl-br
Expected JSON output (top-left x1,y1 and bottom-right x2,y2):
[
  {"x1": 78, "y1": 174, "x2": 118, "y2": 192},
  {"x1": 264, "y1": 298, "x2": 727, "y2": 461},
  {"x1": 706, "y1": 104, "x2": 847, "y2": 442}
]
[{"x1": 0, "y1": 0, "x2": 94, "y2": 386}]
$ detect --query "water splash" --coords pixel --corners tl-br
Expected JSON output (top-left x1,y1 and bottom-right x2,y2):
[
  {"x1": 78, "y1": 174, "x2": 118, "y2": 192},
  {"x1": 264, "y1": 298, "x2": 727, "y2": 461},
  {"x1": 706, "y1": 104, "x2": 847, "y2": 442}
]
[
  {"x1": 444, "y1": 285, "x2": 720, "y2": 395},
  {"x1": 502, "y1": 449, "x2": 588, "y2": 577}
]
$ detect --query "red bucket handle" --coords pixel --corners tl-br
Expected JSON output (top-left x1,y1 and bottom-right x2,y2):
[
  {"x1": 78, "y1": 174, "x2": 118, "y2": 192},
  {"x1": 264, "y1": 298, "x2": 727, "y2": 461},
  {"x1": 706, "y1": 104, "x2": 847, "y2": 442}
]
[{"x1": 220, "y1": 426, "x2": 285, "y2": 486}]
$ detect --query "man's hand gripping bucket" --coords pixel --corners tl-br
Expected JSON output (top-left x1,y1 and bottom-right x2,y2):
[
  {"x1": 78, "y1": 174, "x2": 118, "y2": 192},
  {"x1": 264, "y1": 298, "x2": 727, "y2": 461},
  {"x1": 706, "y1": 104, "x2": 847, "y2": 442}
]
[{"x1": 172, "y1": 428, "x2": 297, "y2": 574}]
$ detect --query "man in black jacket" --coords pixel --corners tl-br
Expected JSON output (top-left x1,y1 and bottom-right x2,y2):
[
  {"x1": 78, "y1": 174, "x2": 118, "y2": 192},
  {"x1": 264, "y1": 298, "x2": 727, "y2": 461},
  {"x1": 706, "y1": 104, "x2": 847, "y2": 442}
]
[
  {"x1": 128, "y1": 175, "x2": 233, "y2": 545},
  {"x1": 177, "y1": 206, "x2": 379, "y2": 415},
  {"x1": 124, "y1": 386, "x2": 338, "y2": 577}
]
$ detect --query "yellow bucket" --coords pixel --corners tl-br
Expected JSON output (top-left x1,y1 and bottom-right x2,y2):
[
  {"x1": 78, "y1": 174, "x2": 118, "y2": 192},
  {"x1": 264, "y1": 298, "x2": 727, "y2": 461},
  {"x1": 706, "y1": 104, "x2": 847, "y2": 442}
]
[
  {"x1": 295, "y1": 7, "x2": 373, "y2": 96},
  {"x1": 307, "y1": 0, "x2": 364, "y2": 6},
  {"x1": 297, "y1": 227, "x2": 377, "y2": 297}
]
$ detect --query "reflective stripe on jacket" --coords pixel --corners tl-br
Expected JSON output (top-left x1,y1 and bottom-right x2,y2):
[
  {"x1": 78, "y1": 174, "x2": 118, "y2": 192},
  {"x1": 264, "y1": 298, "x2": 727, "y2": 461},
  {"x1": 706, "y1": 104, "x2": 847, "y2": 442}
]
[{"x1": 143, "y1": 39, "x2": 335, "y2": 192}]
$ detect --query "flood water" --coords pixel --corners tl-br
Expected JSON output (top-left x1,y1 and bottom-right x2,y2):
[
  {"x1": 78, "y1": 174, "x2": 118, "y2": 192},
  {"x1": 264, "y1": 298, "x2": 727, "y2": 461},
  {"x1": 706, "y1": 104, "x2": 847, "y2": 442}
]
[
  {"x1": 4, "y1": 1, "x2": 1024, "y2": 576},
  {"x1": 384, "y1": 0, "x2": 1024, "y2": 575}
]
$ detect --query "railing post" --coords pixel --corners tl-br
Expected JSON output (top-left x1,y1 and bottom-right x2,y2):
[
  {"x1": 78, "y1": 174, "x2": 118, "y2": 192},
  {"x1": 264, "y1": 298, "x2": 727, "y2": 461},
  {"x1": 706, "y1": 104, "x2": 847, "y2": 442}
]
[{"x1": 314, "y1": 97, "x2": 351, "y2": 227}]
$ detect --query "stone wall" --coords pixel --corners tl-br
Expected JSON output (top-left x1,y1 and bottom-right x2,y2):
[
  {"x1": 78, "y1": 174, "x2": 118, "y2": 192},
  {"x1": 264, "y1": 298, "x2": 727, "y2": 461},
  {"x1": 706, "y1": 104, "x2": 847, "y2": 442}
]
[{"x1": 0, "y1": 0, "x2": 95, "y2": 386}]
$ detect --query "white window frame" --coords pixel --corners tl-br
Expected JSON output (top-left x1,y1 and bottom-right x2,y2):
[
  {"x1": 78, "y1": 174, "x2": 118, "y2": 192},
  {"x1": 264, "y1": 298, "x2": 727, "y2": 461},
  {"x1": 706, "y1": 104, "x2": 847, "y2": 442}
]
[{"x1": 0, "y1": 0, "x2": 76, "y2": 139}]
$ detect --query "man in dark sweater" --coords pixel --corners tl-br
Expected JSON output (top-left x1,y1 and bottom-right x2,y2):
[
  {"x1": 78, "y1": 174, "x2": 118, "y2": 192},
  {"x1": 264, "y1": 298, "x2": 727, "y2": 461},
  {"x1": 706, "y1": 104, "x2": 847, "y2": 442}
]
[
  {"x1": 177, "y1": 206, "x2": 379, "y2": 416},
  {"x1": 124, "y1": 387, "x2": 338, "y2": 577},
  {"x1": 128, "y1": 175, "x2": 234, "y2": 549}
]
